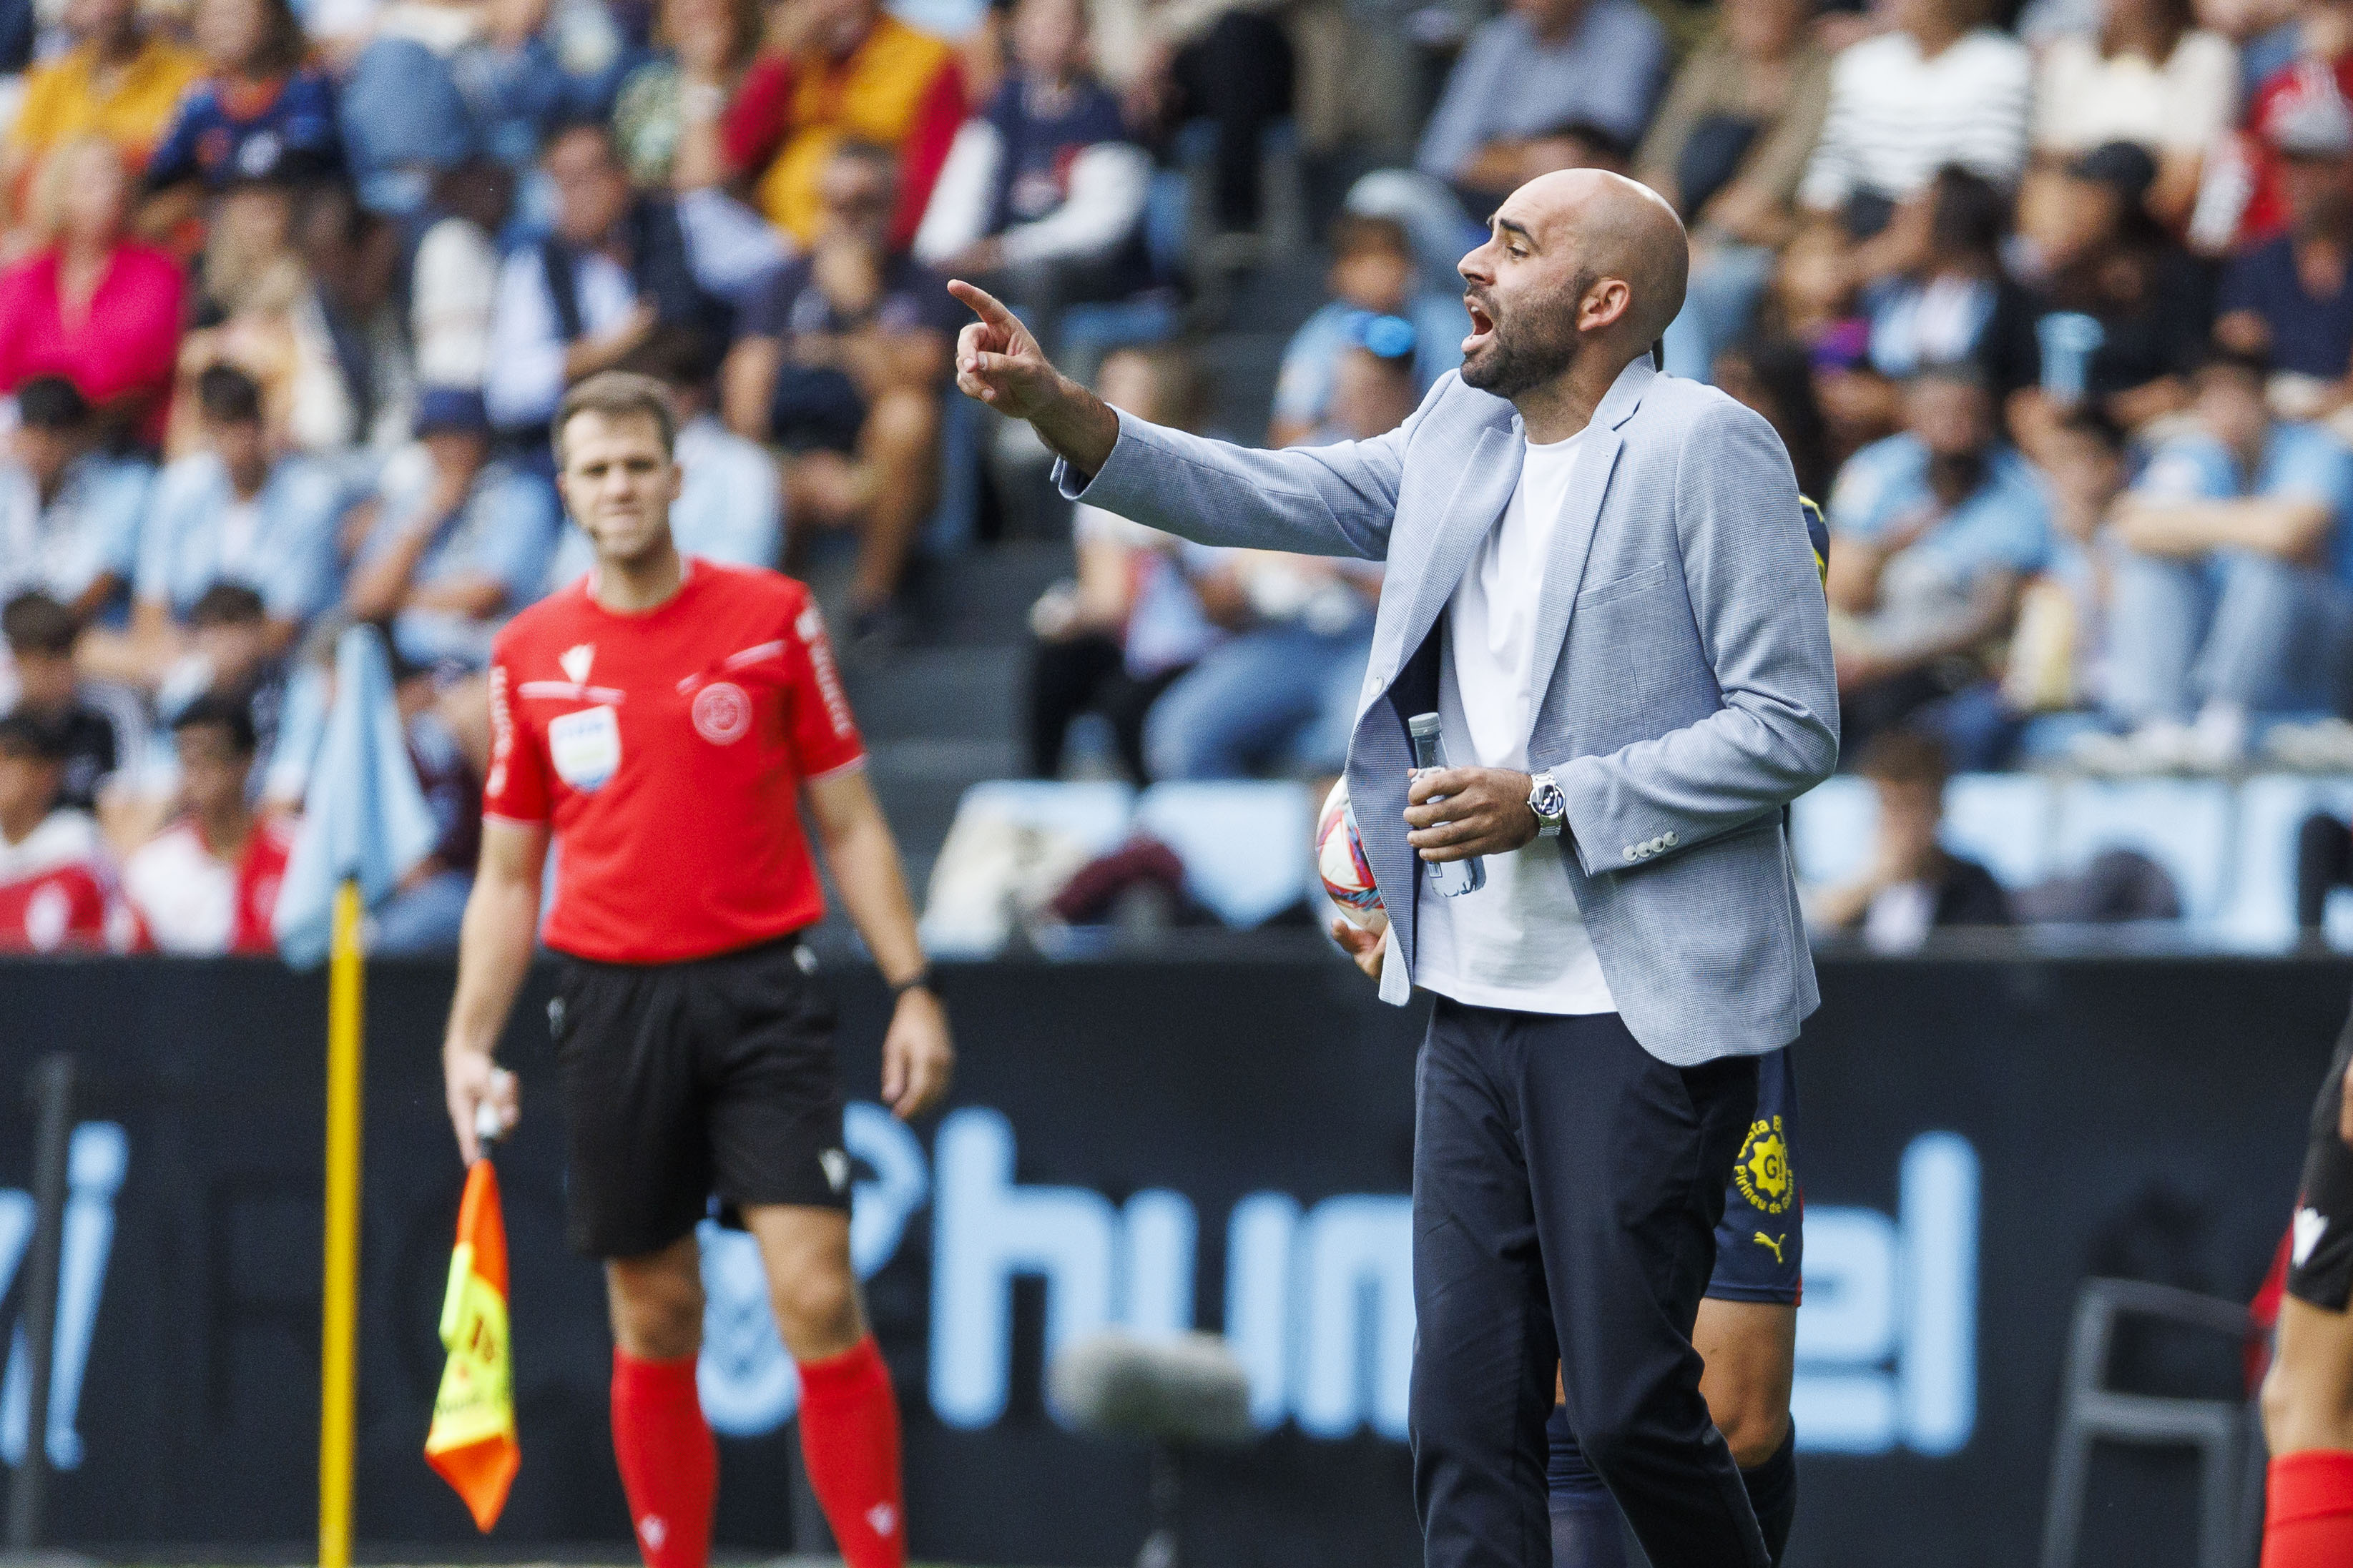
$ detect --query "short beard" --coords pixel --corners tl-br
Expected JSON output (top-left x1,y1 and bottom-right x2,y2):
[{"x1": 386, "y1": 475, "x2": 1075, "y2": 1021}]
[{"x1": 1460, "y1": 269, "x2": 1594, "y2": 400}]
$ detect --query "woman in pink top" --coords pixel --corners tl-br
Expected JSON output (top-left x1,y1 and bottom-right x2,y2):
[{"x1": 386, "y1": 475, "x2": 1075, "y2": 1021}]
[{"x1": 0, "y1": 135, "x2": 186, "y2": 448}]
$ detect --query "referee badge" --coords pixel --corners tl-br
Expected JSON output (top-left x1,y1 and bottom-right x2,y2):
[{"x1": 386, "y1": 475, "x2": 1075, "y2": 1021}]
[
  {"x1": 549, "y1": 704, "x2": 622, "y2": 792},
  {"x1": 1733, "y1": 1117, "x2": 1794, "y2": 1216}
]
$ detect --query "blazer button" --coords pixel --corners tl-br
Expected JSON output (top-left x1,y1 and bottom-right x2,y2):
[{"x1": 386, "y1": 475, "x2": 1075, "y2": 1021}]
[
  {"x1": 1664, "y1": 831, "x2": 1679, "y2": 847},
  {"x1": 1622, "y1": 846, "x2": 1638, "y2": 863}
]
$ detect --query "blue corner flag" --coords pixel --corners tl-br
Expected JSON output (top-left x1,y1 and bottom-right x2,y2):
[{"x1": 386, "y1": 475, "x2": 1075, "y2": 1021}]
[{"x1": 273, "y1": 624, "x2": 440, "y2": 968}]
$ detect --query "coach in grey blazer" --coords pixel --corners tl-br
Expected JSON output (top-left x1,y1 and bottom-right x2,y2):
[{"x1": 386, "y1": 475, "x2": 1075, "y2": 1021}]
[{"x1": 951, "y1": 169, "x2": 1835, "y2": 1568}]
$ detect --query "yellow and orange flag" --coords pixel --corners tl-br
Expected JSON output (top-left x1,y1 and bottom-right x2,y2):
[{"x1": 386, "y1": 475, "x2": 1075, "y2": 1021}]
[{"x1": 425, "y1": 1158, "x2": 519, "y2": 1531}]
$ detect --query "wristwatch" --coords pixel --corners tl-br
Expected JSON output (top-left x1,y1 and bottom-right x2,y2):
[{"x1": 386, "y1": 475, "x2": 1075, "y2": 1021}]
[{"x1": 1526, "y1": 771, "x2": 1568, "y2": 839}]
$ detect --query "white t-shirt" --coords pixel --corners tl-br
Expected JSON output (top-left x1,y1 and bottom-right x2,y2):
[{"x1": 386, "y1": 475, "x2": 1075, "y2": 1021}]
[{"x1": 1413, "y1": 429, "x2": 1618, "y2": 1016}]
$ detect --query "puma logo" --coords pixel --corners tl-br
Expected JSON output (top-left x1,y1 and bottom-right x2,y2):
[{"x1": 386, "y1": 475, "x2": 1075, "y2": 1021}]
[
  {"x1": 866, "y1": 1502, "x2": 898, "y2": 1537},
  {"x1": 1754, "y1": 1231, "x2": 1787, "y2": 1264}
]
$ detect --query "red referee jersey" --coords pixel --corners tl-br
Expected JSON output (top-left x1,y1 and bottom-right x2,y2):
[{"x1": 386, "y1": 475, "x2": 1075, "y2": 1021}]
[{"x1": 485, "y1": 560, "x2": 866, "y2": 963}]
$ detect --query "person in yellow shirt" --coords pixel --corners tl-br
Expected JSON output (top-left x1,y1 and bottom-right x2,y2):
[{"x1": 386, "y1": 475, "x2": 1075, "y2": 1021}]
[
  {"x1": 6, "y1": 0, "x2": 205, "y2": 186},
  {"x1": 717, "y1": 0, "x2": 966, "y2": 250}
]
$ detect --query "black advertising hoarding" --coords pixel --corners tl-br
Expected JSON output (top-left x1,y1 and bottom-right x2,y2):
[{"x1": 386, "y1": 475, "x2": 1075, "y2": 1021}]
[{"x1": 0, "y1": 952, "x2": 2342, "y2": 1565}]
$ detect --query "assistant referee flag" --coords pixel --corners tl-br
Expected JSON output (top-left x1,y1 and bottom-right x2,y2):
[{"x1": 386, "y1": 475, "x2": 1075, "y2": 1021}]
[{"x1": 426, "y1": 1158, "x2": 519, "y2": 1530}]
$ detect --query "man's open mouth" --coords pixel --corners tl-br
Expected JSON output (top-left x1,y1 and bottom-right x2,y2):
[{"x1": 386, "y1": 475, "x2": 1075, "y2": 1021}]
[{"x1": 1464, "y1": 296, "x2": 1495, "y2": 354}]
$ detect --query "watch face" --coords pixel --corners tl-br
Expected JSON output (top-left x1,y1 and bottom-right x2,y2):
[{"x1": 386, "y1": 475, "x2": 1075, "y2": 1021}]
[{"x1": 1533, "y1": 780, "x2": 1566, "y2": 819}]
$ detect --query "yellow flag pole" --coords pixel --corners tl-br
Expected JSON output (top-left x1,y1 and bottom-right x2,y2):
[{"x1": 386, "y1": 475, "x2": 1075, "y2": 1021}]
[{"x1": 320, "y1": 879, "x2": 366, "y2": 1568}]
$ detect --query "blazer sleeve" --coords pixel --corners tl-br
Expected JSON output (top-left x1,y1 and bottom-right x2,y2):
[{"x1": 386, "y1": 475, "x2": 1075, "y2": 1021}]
[
  {"x1": 1051, "y1": 375, "x2": 1451, "y2": 560},
  {"x1": 1556, "y1": 395, "x2": 1840, "y2": 874}
]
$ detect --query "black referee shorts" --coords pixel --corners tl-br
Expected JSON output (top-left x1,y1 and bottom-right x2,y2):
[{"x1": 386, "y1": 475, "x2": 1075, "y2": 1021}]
[
  {"x1": 2289, "y1": 1006, "x2": 2353, "y2": 1313},
  {"x1": 550, "y1": 935, "x2": 850, "y2": 1261}
]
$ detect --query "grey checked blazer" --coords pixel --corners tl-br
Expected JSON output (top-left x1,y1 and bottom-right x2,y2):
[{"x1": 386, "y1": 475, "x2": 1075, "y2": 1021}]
[{"x1": 1053, "y1": 357, "x2": 1839, "y2": 1065}]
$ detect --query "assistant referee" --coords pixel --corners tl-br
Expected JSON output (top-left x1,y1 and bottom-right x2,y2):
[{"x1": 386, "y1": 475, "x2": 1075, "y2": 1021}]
[{"x1": 441, "y1": 372, "x2": 949, "y2": 1568}]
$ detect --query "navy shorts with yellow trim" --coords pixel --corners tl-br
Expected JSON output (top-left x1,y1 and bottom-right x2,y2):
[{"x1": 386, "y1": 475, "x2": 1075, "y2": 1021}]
[{"x1": 1710, "y1": 1045, "x2": 1802, "y2": 1304}]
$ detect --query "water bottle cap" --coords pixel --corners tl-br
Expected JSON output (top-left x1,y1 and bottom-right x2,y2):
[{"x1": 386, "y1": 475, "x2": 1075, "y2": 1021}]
[{"x1": 1408, "y1": 712, "x2": 1443, "y2": 738}]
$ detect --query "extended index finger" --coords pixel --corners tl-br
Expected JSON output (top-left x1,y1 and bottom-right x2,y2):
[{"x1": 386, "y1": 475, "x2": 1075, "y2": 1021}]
[{"x1": 948, "y1": 278, "x2": 1018, "y2": 332}]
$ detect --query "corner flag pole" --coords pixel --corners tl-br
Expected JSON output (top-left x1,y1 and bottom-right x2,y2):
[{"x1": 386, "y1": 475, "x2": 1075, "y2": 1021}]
[{"x1": 320, "y1": 877, "x2": 366, "y2": 1568}]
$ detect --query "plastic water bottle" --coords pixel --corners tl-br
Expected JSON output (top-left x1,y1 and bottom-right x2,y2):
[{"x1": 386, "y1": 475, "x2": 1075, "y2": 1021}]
[{"x1": 1408, "y1": 712, "x2": 1486, "y2": 897}]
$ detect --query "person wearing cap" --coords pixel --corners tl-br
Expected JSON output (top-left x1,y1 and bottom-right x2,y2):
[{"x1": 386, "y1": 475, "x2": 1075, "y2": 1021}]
[
  {"x1": 2216, "y1": 79, "x2": 2353, "y2": 395},
  {"x1": 2008, "y1": 139, "x2": 2214, "y2": 452},
  {"x1": 2028, "y1": 0, "x2": 2239, "y2": 230},
  {"x1": 344, "y1": 385, "x2": 563, "y2": 671},
  {"x1": 0, "y1": 375, "x2": 151, "y2": 624},
  {"x1": 1268, "y1": 212, "x2": 1468, "y2": 448},
  {"x1": 84, "y1": 365, "x2": 343, "y2": 692}
]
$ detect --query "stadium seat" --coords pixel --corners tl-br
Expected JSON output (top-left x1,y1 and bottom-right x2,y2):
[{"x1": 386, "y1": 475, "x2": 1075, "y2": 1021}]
[
  {"x1": 919, "y1": 781, "x2": 1139, "y2": 955},
  {"x1": 1135, "y1": 781, "x2": 1313, "y2": 929},
  {"x1": 1942, "y1": 774, "x2": 2057, "y2": 889},
  {"x1": 1788, "y1": 776, "x2": 1875, "y2": 887},
  {"x1": 2216, "y1": 774, "x2": 2353, "y2": 948},
  {"x1": 2050, "y1": 779, "x2": 2233, "y2": 925}
]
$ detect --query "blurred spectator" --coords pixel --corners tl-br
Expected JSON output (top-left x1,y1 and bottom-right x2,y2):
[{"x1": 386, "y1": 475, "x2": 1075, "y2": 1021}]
[
  {"x1": 411, "y1": 159, "x2": 514, "y2": 397},
  {"x1": 293, "y1": 181, "x2": 415, "y2": 461},
  {"x1": 341, "y1": 0, "x2": 620, "y2": 213},
  {"x1": 1108, "y1": 0, "x2": 1291, "y2": 242},
  {"x1": 2, "y1": 0, "x2": 203, "y2": 186},
  {"x1": 367, "y1": 643, "x2": 481, "y2": 953},
  {"x1": 1827, "y1": 363, "x2": 2053, "y2": 755},
  {"x1": 1714, "y1": 337, "x2": 1835, "y2": 499},
  {"x1": 2226, "y1": 29, "x2": 2353, "y2": 250},
  {"x1": 718, "y1": 0, "x2": 964, "y2": 249},
  {"x1": 722, "y1": 141, "x2": 958, "y2": 640},
  {"x1": 1139, "y1": 339, "x2": 1402, "y2": 779},
  {"x1": 1026, "y1": 347, "x2": 1230, "y2": 779},
  {"x1": 142, "y1": 0, "x2": 343, "y2": 195},
  {"x1": 1798, "y1": 0, "x2": 2032, "y2": 231},
  {"x1": 2030, "y1": 0, "x2": 2238, "y2": 227},
  {"x1": 614, "y1": 0, "x2": 762, "y2": 187},
  {"x1": 486, "y1": 121, "x2": 730, "y2": 450},
  {"x1": 1267, "y1": 215, "x2": 1464, "y2": 448},
  {"x1": 1, "y1": 591, "x2": 144, "y2": 812},
  {"x1": 2215, "y1": 84, "x2": 2353, "y2": 397},
  {"x1": 0, "y1": 709, "x2": 117, "y2": 951},
  {"x1": 1415, "y1": 0, "x2": 1667, "y2": 207},
  {"x1": 546, "y1": 326, "x2": 781, "y2": 583},
  {"x1": 1864, "y1": 167, "x2": 2037, "y2": 393},
  {"x1": 1809, "y1": 726, "x2": 2011, "y2": 950},
  {"x1": 1305, "y1": 312, "x2": 1422, "y2": 442},
  {"x1": 1641, "y1": 0, "x2": 1831, "y2": 382},
  {"x1": 1999, "y1": 405, "x2": 2128, "y2": 742},
  {"x1": 913, "y1": 0, "x2": 1152, "y2": 340},
  {"x1": 119, "y1": 693, "x2": 289, "y2": 953},
  {"x1": 345, "y1": 386, "x2": 561, "y2": 669},
  {"x1": 0, "y1": 377, "x2": 149, "y2": 621},
  {"x1": 89, "y1": 366, "x2": 341, "y2": 689},
  {"x1": 158, "y1": 582, "x2": 288, "y2": 746},
  {"x1": 2009, "y1": 141, "x2": 2214, "y2": 449},
  {"x1": 2095, "y1": 344, "x2": 2353, "y2": 765},
  {"x1": 0, "y1": 137, "x2": 185, "y2": 450}
]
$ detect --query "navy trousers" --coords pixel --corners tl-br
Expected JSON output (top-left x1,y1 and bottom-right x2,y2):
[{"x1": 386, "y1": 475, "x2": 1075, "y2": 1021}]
[{"x1": 1410, "y1": 998, "x2": 1769, "y2": 1568}]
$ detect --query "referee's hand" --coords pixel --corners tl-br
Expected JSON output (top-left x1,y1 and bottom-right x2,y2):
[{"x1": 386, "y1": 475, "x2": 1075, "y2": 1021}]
[
  {"x1": 882, "y1": 987, "x2": 954, "y2": 1120},
  {"x1": 446, "y1": 1048, "x2": 519, "y2": 1165},
  {"x1": 1405, "y1": 767, "x2": 1540, "y2": 861}
]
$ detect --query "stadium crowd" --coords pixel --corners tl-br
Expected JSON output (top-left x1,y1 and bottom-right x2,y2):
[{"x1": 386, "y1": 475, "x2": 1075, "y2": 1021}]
[{"x1": 0, "y1": 0, "x2": 2350, "y2": 952}]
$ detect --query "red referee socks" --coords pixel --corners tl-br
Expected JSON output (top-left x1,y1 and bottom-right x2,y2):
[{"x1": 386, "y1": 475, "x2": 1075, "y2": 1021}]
[
  {"x1": 2265, "y1": 1450, "x2": 2353, "y2": 1567},
  {"x1": 611, "y1": 1350, "x2": 717, "y2": 1568},
  {"x1": 797, "y1": 1335, "x2": 908, "y2": 1568}
]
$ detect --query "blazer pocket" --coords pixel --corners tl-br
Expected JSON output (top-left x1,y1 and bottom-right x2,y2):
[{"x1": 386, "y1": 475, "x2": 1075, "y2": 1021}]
[{"x1": 1575, "y1": 560, "x2": 1674, "y2": 609}]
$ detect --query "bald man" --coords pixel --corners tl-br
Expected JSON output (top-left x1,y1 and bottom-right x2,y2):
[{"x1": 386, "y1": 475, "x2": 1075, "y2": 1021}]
[{"x1": 951, "y1": 169, "x2": 1837, "y2": 1568}]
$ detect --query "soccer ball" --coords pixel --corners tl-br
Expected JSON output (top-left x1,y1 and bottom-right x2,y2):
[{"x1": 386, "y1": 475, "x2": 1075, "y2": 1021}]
[{"x1": 1317, "y1": 778, "x2": 1385, "y2": 928}]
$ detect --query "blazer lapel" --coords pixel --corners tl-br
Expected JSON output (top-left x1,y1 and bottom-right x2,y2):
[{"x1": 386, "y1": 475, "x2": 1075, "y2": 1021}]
[
  {"x1": 1387, "y1": 424, "x2": 1523, "y2": 674},
  {"x1": 1525, "y1": 359, "x2": 1656, "y2": 733}
]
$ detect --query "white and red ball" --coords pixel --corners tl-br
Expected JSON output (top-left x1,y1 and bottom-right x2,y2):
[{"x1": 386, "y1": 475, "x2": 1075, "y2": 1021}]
[{"x1": 1317, "y1": 778, "x2": 1385, "y2": 927}]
